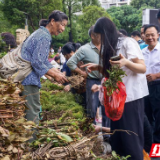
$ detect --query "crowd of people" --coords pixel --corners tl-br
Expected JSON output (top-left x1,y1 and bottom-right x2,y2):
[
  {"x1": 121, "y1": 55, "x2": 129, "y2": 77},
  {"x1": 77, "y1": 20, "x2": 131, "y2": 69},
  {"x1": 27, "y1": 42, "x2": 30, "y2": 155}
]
[{"x1": 15, "y1": 9, "x2": 160, "y2": 160}]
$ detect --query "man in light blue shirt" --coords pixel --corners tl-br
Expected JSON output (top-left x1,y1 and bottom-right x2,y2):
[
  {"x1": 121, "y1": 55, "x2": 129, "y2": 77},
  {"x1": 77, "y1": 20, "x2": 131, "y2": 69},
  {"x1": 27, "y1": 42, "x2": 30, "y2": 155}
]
[
  {"x1": 142, "y1": 24, "x2": 160, "y2": 143},
  {"x1": 140, "y1": 25, "x2": 149, "y2": 49},
  {"x1": 131, "y1": 30, "x2": 148, "y2": 50}
]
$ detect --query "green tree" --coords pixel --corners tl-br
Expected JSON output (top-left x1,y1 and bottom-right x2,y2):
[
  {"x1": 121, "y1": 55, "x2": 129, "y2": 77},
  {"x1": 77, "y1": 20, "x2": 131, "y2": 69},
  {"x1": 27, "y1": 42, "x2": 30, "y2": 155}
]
[
  {"x1": 78, "y1": 5, "x2": 111, "y2": 43},
  {"x1": 107, "y1": 5, "x2": 141, "y2": 34},
  {"x1": 62, "y1": 0, "x2": 100, "y2": 42},
  {"x1": 0, "y1": 0, "x2": 62, "y2": 32},
  {"x1": 0, "y1": 10, "x2": 18, "y2": 35},
  {"x1": 130, "y1": 0, "x2": 160, "y2": 9}
]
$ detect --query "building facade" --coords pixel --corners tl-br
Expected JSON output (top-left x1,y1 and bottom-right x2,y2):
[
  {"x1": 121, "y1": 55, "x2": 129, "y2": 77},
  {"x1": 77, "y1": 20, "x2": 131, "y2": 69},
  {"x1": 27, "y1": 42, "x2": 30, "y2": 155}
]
[{"x1": 99, "y1": 0, "x2": 132, "y2": 9}]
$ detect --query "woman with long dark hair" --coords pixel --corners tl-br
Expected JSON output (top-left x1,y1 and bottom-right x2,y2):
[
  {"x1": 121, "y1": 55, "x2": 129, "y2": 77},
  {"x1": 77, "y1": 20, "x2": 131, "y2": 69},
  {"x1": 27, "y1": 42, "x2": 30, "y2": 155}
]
[
  {"x1": 82, "y1": 17, "x2": 149, "y2": 159},
  {"x1": 21, "y1": 10, "x2": 68, "y2": 124}
]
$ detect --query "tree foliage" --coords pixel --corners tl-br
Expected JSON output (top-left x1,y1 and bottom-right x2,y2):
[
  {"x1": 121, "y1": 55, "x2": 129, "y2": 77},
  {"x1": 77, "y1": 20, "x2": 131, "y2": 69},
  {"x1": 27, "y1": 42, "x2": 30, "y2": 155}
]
[
  {"x1": 130, "y1": 0, "x2": 160, "y2": 9},
  {"x1": 0, "y1": 0, "x2": 62, "y2": 32},
  {"x1": 107, "y1": 5, "x2": 142, "y2": 34},
  {"x1": 78, "y1": 5, "x2": 111, "y2": 43},
  {"x1": 0, "y1": 10, "x2": 18, "y2": 35},
  {"x1": 62, "y1": 0, "x2": 100, "y2": 42},
  {"x1": 107, "y1": 5, "x2": 155, "y2": 34}
]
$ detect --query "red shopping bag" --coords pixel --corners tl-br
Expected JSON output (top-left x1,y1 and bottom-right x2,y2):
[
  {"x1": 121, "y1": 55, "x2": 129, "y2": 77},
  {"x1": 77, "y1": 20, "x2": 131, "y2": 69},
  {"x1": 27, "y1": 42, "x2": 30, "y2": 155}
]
[{"x1": 103, "y1": 78, "x2": 127, "y2": 121}]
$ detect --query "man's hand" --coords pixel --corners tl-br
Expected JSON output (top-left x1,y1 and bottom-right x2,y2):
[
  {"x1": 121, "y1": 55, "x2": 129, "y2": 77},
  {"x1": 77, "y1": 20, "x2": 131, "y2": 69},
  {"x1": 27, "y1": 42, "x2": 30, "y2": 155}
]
[
  {"x1": 146, "y1": 74, "x2": 157, "y2": 82},
  {"x1": 81, "y1": 70, "x2": 88, "y2": 78},
  {"x1": 64, "y1": 84, "x2": 71, "y2": 92},
  {"x1": 80, "y1": 63, "x2": 99, "y2": 73}
]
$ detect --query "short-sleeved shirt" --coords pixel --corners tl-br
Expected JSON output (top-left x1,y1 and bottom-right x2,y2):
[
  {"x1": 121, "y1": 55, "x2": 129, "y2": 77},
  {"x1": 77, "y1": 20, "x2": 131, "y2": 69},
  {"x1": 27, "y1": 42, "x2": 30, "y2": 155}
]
[
  {"x1": 117, "y1": 37, "x2": 149, "y2": 103},
  {"x1": 142, "y1": 42, "x2": 160, "y2": 80},
  {"x1": 67, "y1": 42, "x2": 102, "y2": 79},
  {"x1": 21, "y1": 26, "x2": 53, "y2": 88}
]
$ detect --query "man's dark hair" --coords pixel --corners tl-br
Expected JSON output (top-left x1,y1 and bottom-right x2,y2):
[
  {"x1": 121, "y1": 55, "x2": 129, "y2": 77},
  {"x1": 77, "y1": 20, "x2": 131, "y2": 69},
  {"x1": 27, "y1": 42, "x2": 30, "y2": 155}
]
[
  {"x1": 157, "y1": 10, "x2": 160, "y2": 19},
  {"x1": 88, "y1": 25, "x2": 94, "y2": 38},
  {"x1": 119, "y1": 29, "x2": 128, "y2": 36},
  {"x1": 62, "y1": 42, "x2": 76, "y2": 55},
  {"x1": 55, "y1": 56, "x2": 60, "y2": 62},
  {"x1": 141, "y1": 24, "x2": 148, "y2": 29},
  {"x1": 144, "y1": 24, "x2": 159, "y2": 34},
  {"x1": 75, "y1": 43, "x2": 81, "y2": 50},
  {"x1": 131, "y1": 31, "x2": 141, "y2": 38}
]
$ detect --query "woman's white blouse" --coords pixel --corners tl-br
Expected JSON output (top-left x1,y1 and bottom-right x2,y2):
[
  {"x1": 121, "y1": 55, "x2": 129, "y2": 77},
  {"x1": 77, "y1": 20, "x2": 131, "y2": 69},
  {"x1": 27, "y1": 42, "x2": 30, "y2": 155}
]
[{"x1": 117, "y1": 37, "x2": 149, "y2": 103}]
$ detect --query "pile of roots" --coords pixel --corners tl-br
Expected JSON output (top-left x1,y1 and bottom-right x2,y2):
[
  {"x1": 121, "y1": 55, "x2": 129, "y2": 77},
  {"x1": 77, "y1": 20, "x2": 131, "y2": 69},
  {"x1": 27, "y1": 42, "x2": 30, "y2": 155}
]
[{"x1": 0, "y1": 79, "x2": 35, "y2": 160}]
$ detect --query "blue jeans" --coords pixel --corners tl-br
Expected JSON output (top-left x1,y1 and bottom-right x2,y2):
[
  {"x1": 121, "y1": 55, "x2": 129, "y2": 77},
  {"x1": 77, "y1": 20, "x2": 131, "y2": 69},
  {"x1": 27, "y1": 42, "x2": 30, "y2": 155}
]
[{"x1": 86, "y1": 79, "x2": 110, "y2": 128}]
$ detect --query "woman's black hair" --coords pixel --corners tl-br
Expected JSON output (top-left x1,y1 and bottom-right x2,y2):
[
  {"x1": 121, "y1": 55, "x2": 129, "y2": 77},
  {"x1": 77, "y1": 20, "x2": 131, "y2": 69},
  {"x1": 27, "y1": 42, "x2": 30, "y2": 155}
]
[
  {"x1": 39, "y1": 19, "x2": 48, "y2": 27},
  {"x1": 75, "y1": 43, "x2": 81, "y2": 50},
  {"x1": 48, "y1": 10, "x2": 68, "y2": 22},
  {"x1": 62, "y1": 42, "x2": 76, "y2": 55},
  {"x1": 94, "y1": 17, "x2": 119, "y2": 77},
  {"x1": 39, "y1": 10, "x2": 68, "y2": 27}
]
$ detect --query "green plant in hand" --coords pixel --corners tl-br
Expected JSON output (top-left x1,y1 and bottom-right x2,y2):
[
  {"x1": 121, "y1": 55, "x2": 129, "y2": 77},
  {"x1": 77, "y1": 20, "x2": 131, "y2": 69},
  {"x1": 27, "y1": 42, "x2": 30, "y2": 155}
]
[{"x1": 104, "y1": 65, "x2": 126, "y2": 96}]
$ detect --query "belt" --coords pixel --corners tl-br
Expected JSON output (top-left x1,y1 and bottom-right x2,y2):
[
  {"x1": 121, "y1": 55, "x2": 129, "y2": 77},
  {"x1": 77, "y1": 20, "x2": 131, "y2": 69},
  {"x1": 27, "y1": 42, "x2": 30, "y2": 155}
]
[
  {"x1": 148, "y1": 80, "x2": 160, "y2": 86},
  {"x1": 87, "y1": 78, "x2": 101, "y2": 81}
]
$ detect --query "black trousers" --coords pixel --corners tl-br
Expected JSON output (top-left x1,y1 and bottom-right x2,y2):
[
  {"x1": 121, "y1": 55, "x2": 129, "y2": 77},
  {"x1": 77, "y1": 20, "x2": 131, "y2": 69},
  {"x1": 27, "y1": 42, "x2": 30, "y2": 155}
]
[
  {"x1": 110, "y1": 98, "x2": 144, "y2": 160},
  {"x1": 144, "y1": 84, "x2": 160, "y2": 143}
]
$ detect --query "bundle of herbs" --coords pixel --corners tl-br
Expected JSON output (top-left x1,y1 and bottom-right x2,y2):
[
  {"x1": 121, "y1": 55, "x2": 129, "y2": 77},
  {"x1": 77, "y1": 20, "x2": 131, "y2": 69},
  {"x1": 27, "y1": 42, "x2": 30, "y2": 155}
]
[{"x1": 103, "y1": 65, "x2": 126, "y2": 96}]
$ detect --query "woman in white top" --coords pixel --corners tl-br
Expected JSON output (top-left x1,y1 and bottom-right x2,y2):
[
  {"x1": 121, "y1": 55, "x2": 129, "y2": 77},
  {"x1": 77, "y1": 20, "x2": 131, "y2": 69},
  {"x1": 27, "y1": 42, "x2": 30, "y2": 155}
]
[{"x1": 82, "y1": 17, "x2": 149, "y2": 160}]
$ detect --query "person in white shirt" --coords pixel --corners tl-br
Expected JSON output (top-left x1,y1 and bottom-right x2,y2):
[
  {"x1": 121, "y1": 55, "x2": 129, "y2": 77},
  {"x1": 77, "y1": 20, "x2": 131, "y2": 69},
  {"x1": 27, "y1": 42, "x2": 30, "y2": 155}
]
[
  {"x1": 82, "y1": 17, "x2": 148, "y2": 160},
  {"x1": 50, "y1": 47, "x2": 54, "y2": 55},
  {"x1": 50, "y1": 56, "x2": 61, "y2": 69},
  {"x1": 142, "y1": 24, "x2": 160, "y2": 143}
]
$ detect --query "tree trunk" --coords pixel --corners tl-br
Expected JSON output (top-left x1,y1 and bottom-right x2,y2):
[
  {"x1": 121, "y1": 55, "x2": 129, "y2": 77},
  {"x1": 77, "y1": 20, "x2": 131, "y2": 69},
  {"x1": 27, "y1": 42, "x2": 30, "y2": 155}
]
[
  {"x1": 28, "y1": 15, "x2": 36, "y2": 31},
  {"x1": 68, "y1": 5, "x2": 73, "y2": 42},
  {"x1": 62, "y1": 0, "x2": 66, "y2": 13}
]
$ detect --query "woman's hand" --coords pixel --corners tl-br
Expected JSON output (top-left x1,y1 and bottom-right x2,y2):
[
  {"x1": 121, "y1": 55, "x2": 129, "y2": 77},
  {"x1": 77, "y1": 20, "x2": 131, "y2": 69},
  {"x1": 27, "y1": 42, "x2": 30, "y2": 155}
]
[
  {"x1": 47, "y1": 68, "x2": 68, "y2": 84},
  {"x1": 93, "y1": 124, "x2": 101, "y2": 133},
  {"x1": 80, "y1": 63, "x2": 99, "y2": 73},
  {"x1": 110, "y1": 54, "x2": 128, "y2": 68},
  {"x1": 91, "y1": 84, "x2": 100, "y2": 93},
  {"x1": 64, "y1": 84, "x2": 71, "y2": 92},
  {"x1": 54, "y1": 72, "x2": 68, "y2": 84}
]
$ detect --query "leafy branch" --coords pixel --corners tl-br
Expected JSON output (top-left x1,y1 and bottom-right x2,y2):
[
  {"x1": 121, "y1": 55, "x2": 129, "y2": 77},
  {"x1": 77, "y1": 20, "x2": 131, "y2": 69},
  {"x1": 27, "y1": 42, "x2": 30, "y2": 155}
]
[{"x1": 103, "y1": 65, "x2": 126, "y2": 96}]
